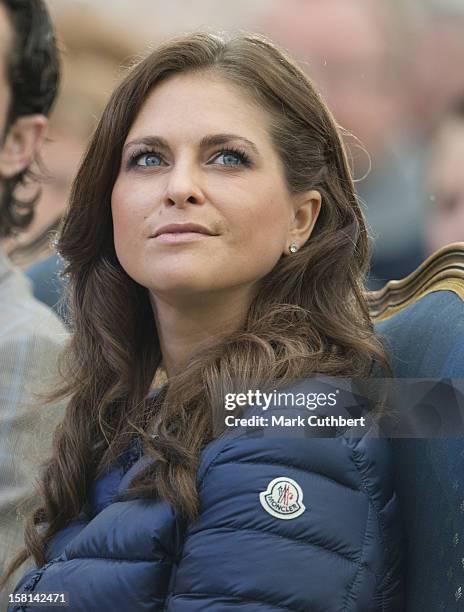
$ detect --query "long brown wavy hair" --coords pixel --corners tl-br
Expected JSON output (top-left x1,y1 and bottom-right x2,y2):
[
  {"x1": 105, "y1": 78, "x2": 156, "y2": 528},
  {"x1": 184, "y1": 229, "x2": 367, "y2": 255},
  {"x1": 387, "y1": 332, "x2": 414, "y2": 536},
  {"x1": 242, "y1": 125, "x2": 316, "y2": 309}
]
[{"x1": 2, "y1": 31, "x2": 390, "y2": 581}]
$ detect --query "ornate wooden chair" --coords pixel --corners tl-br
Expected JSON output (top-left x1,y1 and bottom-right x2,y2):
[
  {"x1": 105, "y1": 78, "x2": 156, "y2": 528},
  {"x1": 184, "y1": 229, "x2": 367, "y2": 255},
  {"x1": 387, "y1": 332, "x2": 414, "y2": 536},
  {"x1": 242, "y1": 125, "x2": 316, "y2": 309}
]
[
  {"x1": 368, "y1": 242, "x2": 464, "y2": 611},
  {"x1": 368, "y1": 241, "x2": 464, "y2": 324}
]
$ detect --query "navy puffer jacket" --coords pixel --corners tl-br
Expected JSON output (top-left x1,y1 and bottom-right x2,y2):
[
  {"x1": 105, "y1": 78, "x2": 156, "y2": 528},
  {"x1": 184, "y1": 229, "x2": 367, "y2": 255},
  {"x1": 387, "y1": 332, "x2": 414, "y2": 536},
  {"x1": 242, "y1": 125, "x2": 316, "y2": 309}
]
[{"x1": 9, "y1": 384, "x2": 403, "y2": 611}]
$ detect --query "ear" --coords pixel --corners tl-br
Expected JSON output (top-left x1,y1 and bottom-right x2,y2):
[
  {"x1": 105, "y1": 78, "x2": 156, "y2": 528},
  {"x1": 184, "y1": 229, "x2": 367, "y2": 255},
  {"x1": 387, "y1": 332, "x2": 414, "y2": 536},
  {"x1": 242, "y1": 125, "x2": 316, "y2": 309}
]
[
  {"x1": 286, "y1": 190, "x2": 322, "y2": 252},
  {"x1": 0, "y1": 114, "x2": 48, "y2": 179}
]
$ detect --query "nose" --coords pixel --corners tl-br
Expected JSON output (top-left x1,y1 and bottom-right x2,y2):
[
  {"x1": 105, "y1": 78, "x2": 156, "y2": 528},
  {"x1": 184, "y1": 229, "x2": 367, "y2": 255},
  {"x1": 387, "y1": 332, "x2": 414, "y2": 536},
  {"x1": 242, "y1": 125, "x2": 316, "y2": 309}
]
[{"x1": 163, "y1": 161, "x2": 205, "y2": 208}]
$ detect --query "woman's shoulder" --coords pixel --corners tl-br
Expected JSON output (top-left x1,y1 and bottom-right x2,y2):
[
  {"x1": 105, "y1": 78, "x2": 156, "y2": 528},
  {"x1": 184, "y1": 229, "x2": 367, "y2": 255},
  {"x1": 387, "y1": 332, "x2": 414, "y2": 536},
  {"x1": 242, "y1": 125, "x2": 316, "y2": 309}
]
[
  {"x1": 198, "y1": 376, "x2": 394, "y2": 489},
  {"x1": 191, "y1": 386, "x2": 403, "y2": 610},
  {"x1": 198, "y1": 423, "x2": 395, "y2": 498}
]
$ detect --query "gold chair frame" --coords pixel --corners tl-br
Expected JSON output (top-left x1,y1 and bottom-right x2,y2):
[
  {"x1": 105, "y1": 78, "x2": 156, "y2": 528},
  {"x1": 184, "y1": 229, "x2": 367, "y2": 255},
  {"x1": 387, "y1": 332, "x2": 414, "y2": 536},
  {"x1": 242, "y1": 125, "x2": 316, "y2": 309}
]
[{"x1": 367, "y1": 242, "x2": 464, "y2": 323}]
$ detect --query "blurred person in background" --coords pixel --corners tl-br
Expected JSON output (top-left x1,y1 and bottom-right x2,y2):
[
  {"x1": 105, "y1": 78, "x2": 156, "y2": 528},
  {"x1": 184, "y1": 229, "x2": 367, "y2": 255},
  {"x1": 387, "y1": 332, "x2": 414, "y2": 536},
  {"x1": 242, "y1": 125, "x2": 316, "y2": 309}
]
[
  {"x1": 409, "y1": 0, "x2": 464, "y2": 256},
  {"x1": 424, "y1": 99, "x2": 464, "y2": 255},
  {"x1": 410, "y1": 0, "x2": 464, "y2": 134},
  {"x1": 260, "y1": 0, "x2": 426, "y2": 288},
  {"x1": 0, "y1": 0, "x2": 67, "y2": 604},
  {"x1": 4, "y1": 6, "x2": 138, "y2": 317}
]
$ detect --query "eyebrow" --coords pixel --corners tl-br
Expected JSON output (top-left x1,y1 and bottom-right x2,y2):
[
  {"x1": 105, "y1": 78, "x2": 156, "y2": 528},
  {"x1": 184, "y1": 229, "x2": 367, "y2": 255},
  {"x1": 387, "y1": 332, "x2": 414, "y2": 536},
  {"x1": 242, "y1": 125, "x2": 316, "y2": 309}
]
[{"x1": 123, "y1": 133, "x2": 260, "y2": 157}]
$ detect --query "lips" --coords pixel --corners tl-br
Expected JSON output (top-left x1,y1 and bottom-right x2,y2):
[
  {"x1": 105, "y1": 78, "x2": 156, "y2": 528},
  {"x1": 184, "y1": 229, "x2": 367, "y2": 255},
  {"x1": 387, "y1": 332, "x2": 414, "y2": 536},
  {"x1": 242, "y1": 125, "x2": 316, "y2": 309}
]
[{"x1": 153, "y1": 222, "x2": 214, "y2": 237}]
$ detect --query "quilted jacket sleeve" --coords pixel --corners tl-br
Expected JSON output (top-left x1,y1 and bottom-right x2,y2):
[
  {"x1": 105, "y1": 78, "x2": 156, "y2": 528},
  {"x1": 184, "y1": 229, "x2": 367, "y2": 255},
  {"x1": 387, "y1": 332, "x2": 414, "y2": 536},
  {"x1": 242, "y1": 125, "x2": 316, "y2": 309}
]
[{"x1": 165, "y1": 432, "x2": 404, "y2": 612}]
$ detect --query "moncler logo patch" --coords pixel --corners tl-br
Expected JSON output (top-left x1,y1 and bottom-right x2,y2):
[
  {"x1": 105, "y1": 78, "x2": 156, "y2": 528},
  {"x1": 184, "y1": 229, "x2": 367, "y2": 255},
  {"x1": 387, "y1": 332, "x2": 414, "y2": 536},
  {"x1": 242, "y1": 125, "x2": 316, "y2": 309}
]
[{"x1": 259, "y1": 477, "x2": 306, "y2": 520}]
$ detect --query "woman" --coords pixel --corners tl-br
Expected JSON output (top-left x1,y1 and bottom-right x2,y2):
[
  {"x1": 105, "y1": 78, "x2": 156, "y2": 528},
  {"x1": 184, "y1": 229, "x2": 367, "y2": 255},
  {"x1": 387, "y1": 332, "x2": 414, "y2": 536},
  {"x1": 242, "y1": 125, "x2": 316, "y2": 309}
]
[{"x1": 4, "y1": 32, "x2": 403, "y2": 610}]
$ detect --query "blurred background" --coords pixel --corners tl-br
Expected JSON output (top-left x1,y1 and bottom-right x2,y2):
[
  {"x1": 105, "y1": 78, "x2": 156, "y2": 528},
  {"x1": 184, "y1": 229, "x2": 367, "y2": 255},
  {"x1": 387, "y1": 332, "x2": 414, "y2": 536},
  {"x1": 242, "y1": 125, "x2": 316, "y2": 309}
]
[{"x1": 3, "y1": 0, "x2": 464, "y2": 295}]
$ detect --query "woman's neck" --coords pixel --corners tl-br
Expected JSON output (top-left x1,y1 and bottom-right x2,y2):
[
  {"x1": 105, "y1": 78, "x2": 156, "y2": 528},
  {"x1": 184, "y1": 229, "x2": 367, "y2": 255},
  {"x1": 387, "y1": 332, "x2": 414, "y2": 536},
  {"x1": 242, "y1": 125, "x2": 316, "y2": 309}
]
[{"x1": 150, "y1": 287, "x2": 255, "y2": 377}]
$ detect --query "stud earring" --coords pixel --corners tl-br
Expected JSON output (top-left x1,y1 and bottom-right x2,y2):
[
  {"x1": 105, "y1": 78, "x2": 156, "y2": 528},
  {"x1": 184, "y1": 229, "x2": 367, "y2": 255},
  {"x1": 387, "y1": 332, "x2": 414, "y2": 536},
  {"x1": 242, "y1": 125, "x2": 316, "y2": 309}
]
[{"x1": 289, "y1": 243, "x2": 299, "y2": 254}]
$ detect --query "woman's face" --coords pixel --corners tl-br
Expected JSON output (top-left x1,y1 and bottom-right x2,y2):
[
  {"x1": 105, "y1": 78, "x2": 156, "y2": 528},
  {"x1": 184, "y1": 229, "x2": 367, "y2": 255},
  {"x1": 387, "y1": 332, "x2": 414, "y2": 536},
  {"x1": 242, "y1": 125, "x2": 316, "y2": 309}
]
[{"x1": 111, "y1": 71, "x2": 319, "y2": 301}]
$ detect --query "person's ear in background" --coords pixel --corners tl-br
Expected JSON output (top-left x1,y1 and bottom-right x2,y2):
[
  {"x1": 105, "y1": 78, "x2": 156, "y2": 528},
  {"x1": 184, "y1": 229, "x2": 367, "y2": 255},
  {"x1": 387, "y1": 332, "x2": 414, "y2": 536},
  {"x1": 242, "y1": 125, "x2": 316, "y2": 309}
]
[{"x1": 0, "y1": 114, "x2": 47, "y2": 183}]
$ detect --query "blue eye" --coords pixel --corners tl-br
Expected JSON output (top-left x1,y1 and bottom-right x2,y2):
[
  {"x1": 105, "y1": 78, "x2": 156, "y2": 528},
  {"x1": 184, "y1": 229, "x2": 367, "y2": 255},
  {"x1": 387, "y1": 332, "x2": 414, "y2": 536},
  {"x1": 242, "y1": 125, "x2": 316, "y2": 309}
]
[
  {"x1": 135, "y1": 152, "x2": 163, "y2": 167},
  {"x1": 216, "y1": 152, "x2": 241, "y2": 166},
  {"x1": 214, "y1": 149, "x2": 250, "y2": 167}
]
